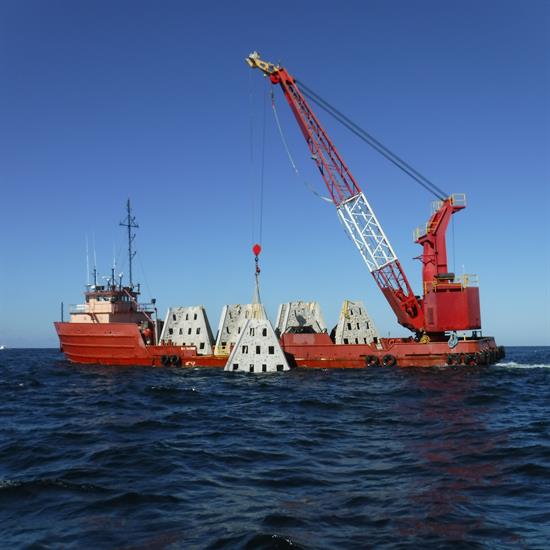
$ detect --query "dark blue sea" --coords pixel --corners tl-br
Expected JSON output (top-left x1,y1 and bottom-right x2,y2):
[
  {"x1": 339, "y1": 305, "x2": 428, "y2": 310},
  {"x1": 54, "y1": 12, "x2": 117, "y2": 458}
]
[{"x1": 1, "y1": 347, "x2": 549, "y2": 549}]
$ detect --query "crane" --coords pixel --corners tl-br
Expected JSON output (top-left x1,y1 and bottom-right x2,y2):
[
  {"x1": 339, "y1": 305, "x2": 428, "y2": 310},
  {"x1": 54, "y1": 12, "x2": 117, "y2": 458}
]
[{"x1": 246, "y1": 52, "x2": 481, "y2": 339}]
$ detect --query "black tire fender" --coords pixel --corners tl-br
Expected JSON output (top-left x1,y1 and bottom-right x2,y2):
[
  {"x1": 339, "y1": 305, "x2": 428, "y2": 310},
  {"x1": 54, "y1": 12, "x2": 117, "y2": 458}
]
[
  {"x1": 365, "y1": 355, "x2": 379, "y2": 367},
  {"x1": 382, "y1": 354, "x2": 397, "y2": 367}
]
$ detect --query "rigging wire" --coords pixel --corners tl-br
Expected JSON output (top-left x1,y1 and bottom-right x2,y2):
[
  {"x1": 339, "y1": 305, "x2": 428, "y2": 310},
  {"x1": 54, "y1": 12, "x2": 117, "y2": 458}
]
[
  {"x1": 295, "y1": 79, "x2": 449, "y2": 201},
  {"x1": 135, "y1": 251, "x2": 154, "y2": 302},
  {"x1": 270, "y1": 88, "x2": 332, "y2": 203}
]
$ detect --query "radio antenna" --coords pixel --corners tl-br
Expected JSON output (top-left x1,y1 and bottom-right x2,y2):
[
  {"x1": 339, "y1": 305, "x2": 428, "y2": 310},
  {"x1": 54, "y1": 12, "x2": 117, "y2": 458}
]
[{"x1": 120, "y1": 199, "x2": 139, "y2": 288}]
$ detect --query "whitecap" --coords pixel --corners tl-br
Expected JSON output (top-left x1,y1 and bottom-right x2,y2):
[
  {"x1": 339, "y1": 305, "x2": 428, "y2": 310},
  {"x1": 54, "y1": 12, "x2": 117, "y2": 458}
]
[{"x1": 496, "y1": 361, "x2": 550, "y2": 369}]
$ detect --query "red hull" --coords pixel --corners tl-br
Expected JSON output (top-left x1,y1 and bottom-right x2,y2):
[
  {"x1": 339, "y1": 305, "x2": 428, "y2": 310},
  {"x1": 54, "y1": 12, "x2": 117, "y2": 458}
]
[{"x1": 55, "y1": 322, "x2": 503, "y2": 368}]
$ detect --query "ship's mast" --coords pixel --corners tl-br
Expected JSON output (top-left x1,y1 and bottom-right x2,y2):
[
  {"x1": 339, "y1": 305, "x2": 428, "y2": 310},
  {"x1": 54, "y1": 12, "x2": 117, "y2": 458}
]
[{"x1": 120, "y1": 199, "x2": 139, "y2": 288}]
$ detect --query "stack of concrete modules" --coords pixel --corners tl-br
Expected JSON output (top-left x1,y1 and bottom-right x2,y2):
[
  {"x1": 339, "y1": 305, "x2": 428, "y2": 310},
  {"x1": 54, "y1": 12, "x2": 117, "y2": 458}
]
[
  {"x1": 215, "y1": 303, "x2": 266, "y2": 355},
  {"x1": 224, "y1": 316, "x2": 290, "y2": 373},
  {"x1": 275, "y1": 301, "x2": 327, "y2": 335},
  {"x1": 333, "y1": 300, "x2": 380, "y2": 345},
  {"x1": 160, "y1": 306, "x2": 214, "y2": 355}
]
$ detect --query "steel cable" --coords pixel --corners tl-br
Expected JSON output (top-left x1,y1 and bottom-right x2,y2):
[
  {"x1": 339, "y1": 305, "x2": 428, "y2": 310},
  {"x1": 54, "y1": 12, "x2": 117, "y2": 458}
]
[{"x1": 296, "y1": 79, "x2": 448, "y2": 200}]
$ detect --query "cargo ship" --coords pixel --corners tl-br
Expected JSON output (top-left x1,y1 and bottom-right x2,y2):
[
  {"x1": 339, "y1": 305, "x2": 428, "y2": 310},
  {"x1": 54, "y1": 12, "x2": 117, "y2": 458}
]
[
  {"x1": 54, "y1": 200, "x2": 503, "y2": 369},
  {"x1": 54, "y1": 285, "x2": 503, "y2": 368},
  {"x1": 54, "y1": 53, "x2": 505, "y2": 369}
]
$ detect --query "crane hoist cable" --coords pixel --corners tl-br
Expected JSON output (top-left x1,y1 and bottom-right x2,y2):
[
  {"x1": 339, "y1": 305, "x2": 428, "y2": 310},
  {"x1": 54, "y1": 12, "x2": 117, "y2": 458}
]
[
  {"x1": 296, "y1": 79, "x2": 449, "y2": 201},
  {"x1": 248, "y1": 75, "x2": 268, "y2": 246},
  {"x1": 258, "y1": 78, "x2": 267, "y2": 244}
]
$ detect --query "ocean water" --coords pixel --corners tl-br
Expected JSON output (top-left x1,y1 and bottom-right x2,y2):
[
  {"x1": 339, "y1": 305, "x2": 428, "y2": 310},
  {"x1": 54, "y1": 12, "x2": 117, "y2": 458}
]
[{"x1": 0, "y1": 347, "x2": 549, "y2": 549}]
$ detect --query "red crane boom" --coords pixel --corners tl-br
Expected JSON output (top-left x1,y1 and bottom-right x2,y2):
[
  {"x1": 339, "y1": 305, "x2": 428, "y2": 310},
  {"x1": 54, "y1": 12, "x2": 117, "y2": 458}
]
[{"x1": 247, "y1": 52, "x2": 481, "y2": 338}]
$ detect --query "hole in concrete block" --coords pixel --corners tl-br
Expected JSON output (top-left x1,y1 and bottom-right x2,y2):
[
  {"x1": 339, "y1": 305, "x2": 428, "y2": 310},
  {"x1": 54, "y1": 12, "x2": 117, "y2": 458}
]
[
  {"x1": 347, "y1": 322, "x2": 352, "y2": 330},
  {"x1": 169, "y1": 328, "x2": 174, "y2": 335},
  {"x1": 242, "y1": 345, "x2": 248, "y2": 354},
  {"x1": 276, "y1": 365, "x2": 284, "y2": 372},
  {"x1": 194, "y1": 313, "x2": 197, "y2": 320},
  {"x1": 359, "y1": 308, "x2": 362, "y2": 315},
  {"x1": 186, "y1": 314, "x2": 189, "y2": 320},
  {"x1": 238, "y1": 327, "x2": 241, "y2": 333},
  {"x1": 256, "y1": 345, "x2": 261, "y2": 354},
  {"x1": 233, "y1": 363, "x2": 239, "y2": 370},
  {"x1": 179, "y1": 328, "x2": 183, "y2": 335},
  {"x1": 249, "y1": 365, "x2": 254, "y2": 372},
  {"x1": 262, "y1": 328, "x2": 267, "y2": 337},
  {"x1": 172, "y1": 314, "x2": 176, "y2": 321},
  {"x1": 222, "y1": 341, "x2": 227, "y2": 347},
  {"x1": 344, "y1": 338, "x2": 349, "y2": 344},
  {"x1": 188, "y1": 328, "x2": 192, "y2": 335},
  {"x1": 357, "y1": 323, "x2": 360, "y2": 329},
  {"x1": 200, "y1": 342, "x2": 205, "y2": 350},
  {"x1": 250, "y1": 328, "x2": 255, "y2": 336},
  {"x1": 196, "y1": 328, "x2": 200, "y2": 334},
  {"x1": 262, "y1": 364, "x2": 267, "y2": 372},
  {"x1": 268, "y1": 346, "x2": 274, "y2": 355},
  {"x1": 366, "y1": 322, "x2": 370, "y2": 329},
  {"x1": 355, "y1": 338, "x2": 358, "y2": 344},
  {"x1": 226, "y1": 327, "x2": 230, "y2": 333}
]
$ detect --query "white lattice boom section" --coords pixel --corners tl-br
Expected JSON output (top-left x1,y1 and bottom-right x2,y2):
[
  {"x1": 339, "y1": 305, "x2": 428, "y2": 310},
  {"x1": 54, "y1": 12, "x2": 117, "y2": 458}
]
[{"x1": 337, "y1": 192, "x2": 397, "y2": 272}]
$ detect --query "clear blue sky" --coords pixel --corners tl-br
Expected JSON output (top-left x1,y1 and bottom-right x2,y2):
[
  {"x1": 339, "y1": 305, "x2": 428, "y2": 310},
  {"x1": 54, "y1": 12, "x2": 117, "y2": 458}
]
[{"x1": 1, "y1": 0, "x2": 548, "y2": 347}]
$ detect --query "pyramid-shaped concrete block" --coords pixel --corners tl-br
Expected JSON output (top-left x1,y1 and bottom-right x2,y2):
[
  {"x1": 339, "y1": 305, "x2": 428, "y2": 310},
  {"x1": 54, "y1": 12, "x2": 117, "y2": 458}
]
[
  {"x1": 160, "y1": 306, "x2": 215, "y2": 354},
  {"x1": 224, "y1": 317, "x2": 290, "y2": 373},
  {"x1": 214, "y1": 303, "x2": 267, "y2": 355},
  {"x1": 276, "y1": 301, "x2": 327, "y2": 335},
  {"x1": 333, "y1": 300, "x2": 380, "y2": 345}
]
